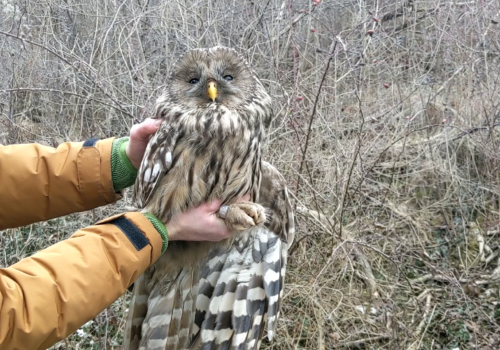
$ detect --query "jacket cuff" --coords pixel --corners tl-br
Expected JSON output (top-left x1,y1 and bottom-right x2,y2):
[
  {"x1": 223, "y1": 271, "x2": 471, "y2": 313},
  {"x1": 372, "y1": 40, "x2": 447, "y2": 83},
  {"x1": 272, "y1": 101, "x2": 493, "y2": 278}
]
[
  {"x1": 110, "y1": 137, "x2": 138, "y2": 192},
  {"x1": 142, "y1": 212, "x2": 168, "y2": 254},
  {"x1": 96, "y1": 212, "x2": 163, "y2": 265}
]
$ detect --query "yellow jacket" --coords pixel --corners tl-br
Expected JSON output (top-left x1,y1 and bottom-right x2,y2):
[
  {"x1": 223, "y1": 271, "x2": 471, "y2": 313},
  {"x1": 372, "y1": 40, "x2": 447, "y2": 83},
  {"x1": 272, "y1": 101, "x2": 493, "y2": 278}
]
[{"x1": 0, "y1": 138, "x2": 162, "y2": 349}]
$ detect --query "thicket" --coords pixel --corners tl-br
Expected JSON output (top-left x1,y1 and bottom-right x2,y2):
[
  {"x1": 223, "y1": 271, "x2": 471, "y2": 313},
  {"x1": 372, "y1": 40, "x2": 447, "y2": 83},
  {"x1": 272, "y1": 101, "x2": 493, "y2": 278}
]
[{"x1": 2, "y1": 0, "x2": 500, "y2": 348}]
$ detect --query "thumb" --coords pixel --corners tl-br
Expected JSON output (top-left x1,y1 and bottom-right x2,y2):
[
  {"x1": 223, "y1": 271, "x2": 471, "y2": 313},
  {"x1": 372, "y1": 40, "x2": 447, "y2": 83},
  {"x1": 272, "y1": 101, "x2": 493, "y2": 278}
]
[
  {"x1": 126, "y1": 118, "x2": 163, "y2": 169},
  {"x1": 202, "y1": 199, "x2": 223, "y2": 213},
  {"x1": 131, "y1": 118, "x2": 163, "y2": 142}
]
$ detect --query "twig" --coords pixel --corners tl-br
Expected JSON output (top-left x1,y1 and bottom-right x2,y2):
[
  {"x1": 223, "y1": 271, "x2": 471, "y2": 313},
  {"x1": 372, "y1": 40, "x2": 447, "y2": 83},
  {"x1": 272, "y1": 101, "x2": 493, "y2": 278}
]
[
  {"x1": 0, "y1": 30, "x2": 134, "y2": 119},
  {"x1": 337, "y1": 334, "x2": 391, "y2": 348},
  {"x1": 485, "y1": 251, "x2": 499, "y2": 265},
  {"x1": 0, "y1": 88, "x2": 135, "y2": 117},
  {"x1": 408, "y1": 294, "x2": 435, "y2": 350},
  {"x1": 7, "y1": 58, "x2": 15, "y2": 141},
  {"x1": 410, "y1": 274, "x2": 456, "y2": 285},
  {"x1": 312, "y1": 302, "x2": 326, "y2": 350},
  {"x1": 294, "y1": 39, "x2": 337, "y2": 208},
  {"x1": 272, "y1": 10, "x2": 310, "y2": 41},
  {"x1": 416, "y1": 289, "x2": 431, "y2": 302},
  {"x1": 352, "y1": 244, "x2": 380, "y2": 299},
  {"x1": 295, "y1": 203, "x2": 416, "y2": 298},
  {"x1": 430, "y1": 66, "x2": 464, "y2": 100},
  {"x1": 301, "y1": 197, "x2": 372, "y2": 296},
  {"x1": 449, "y1": 122, "x2": 500, "y2": 142},
  {"x1": 363, "y1": 194, "x2": 429, "y2": 242},
  {"x1": 335, "y1": 34, "x2": 365, "y2": 243},
  {"x1": 410, "y1": 274, "x2": 433, "y2": 284}
]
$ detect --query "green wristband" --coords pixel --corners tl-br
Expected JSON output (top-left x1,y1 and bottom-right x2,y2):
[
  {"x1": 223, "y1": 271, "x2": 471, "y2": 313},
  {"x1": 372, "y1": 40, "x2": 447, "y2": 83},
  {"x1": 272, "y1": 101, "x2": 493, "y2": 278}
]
[
  {"x1": 111, "y1": 137, "x2": 138, "y2": 192},
  {"x1": 143, "y1": 212, "x2": 169, "y2": 254}
]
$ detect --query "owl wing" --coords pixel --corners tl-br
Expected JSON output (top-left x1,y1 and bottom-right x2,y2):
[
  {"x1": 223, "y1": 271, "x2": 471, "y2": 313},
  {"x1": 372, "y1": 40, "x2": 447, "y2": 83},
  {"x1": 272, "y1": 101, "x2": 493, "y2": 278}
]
[
  {"x1": 123, "y1": 274, "x2": 149, "y2": 350},
  {"x1": 134, "y1": 122, "x2": 179, "y2": 208},
  {"x1": 125, "y1": 161, "x2": 294, "y2": 350},
  {"x1": 197, "y1": 161, "x2": 295, "y2": 349},
  {"x1": 123, "y1": 122, "x2": 180, "y2": 349}
]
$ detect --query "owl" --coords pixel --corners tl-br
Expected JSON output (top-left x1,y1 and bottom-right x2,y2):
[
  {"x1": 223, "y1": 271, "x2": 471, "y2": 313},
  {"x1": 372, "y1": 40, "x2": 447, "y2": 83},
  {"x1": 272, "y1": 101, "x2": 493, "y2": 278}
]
[{"x1": 123, "y1": 47, "x2": 295, "y2": 350}]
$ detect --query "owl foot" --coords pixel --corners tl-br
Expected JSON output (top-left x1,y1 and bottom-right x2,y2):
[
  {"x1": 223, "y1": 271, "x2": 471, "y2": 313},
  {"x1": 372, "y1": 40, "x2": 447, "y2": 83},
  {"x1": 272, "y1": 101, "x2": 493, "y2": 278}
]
[{"x1": 222, "y1": 202, "x2": 266, "y2": 232}]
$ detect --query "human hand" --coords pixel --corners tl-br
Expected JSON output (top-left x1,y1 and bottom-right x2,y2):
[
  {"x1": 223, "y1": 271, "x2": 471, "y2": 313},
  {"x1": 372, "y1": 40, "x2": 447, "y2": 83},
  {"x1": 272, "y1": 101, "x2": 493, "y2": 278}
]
[
  {"x1": 166, "y1": 194, "x2": 251, "y2": 241},
  {"x1": 125, "y1": 118, "x2": 163, "y2": 169}
]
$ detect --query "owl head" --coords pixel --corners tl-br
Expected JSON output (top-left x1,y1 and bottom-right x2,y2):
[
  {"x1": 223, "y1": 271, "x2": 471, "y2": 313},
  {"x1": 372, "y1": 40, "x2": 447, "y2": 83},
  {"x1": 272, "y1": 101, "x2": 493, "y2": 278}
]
[{"x1": 159, "y1": 46, "x2": 269, "y2": 111}]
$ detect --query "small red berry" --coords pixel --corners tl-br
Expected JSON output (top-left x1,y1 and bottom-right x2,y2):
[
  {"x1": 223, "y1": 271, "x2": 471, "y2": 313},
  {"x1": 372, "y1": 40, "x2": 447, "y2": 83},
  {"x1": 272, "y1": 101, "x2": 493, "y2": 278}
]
[
  {"x1": 367, "y1": 29, "x2": 374, "y2": 36},
  {"x1": 297, "y1": 96, "x2": 304, "y2": 101},
  {"x1": 373, "y1": 17, "x2": 379, "y2": 22},
  {"x1": 373, "y1": 59, "x2": 378, "y2": 63},
  {"x1": 384, "y1": 83, "x2": 389, "y2": 88},
  {"x1": 310, "y1": 29, "x2": 316, "y2": 32}
]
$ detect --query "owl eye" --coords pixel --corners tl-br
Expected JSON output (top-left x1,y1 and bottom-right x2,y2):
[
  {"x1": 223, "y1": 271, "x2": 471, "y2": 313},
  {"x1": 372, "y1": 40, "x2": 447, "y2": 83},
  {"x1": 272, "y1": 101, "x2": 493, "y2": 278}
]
[
  {"x1": 189, "y1": 78, "x2": 199, "y2": 84},
  {"x1": 223, "y1": 75, "x2": 233, "y2": 81}
]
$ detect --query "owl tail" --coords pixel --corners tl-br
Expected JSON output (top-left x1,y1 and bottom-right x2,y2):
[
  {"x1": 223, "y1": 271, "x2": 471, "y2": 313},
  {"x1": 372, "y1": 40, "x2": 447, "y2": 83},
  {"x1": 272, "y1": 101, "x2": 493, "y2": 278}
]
[
  {"x1": 129, "y1": 269, "x2": 200, "y2": 350},
  {"x1": 123, "y1": 274, "x2": 149, "y2": 350}
]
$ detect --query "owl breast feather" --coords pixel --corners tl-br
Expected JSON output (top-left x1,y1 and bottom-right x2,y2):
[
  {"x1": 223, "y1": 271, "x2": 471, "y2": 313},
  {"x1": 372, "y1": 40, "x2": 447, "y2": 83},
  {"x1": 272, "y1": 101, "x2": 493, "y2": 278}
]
[{"x1": 146, "y1": 104, "x2": 263, "y2": 223}]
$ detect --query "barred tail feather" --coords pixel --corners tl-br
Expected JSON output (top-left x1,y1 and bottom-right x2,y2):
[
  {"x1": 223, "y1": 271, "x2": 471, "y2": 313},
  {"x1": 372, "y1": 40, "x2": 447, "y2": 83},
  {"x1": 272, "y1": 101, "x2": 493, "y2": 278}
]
[
  {"x1": 134, "y1": 269, "x2": 197, "y2": 350},
  {"x1": 262, "y1": 236, "x2": 282, "y2": 340},
  {"x1": 123, "y1": 161, "x2": 295, "y2": 350},
  {"x1": 178, "y1": 271, "x2": 198, "y2": 349},
  {"x1": 123, "y1": 275, "x2": 149, "y2": 350},
  {"x1": 198, "y1": 226, "x2": 283, "y2": 349}
]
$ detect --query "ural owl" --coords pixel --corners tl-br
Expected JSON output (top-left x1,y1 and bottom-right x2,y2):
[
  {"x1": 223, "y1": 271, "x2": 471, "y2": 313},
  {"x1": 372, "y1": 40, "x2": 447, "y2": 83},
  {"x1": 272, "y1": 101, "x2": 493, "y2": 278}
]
[{"x1": 123, "y1": 47, "x2": 295, "y2": 350}]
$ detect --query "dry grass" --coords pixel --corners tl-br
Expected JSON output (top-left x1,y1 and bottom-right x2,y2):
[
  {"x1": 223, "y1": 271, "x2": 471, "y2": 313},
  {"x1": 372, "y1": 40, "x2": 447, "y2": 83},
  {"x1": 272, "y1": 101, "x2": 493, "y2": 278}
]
[{"x1": 2, "y1": 0, "x2": 500, "y2": 349}]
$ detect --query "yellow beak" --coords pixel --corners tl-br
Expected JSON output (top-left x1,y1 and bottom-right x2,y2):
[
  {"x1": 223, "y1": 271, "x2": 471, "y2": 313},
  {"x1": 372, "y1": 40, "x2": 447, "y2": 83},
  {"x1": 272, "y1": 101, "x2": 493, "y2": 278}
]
[{"x1": 208, "y1": 81, "x2": 217, "y2": 102}]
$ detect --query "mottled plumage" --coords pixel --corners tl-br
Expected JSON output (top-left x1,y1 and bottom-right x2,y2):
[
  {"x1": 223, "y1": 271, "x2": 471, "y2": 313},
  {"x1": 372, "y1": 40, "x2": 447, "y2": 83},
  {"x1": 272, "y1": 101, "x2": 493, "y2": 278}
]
[{"x1": 123, "y1": 47, "x2": 294, "y2": 350}]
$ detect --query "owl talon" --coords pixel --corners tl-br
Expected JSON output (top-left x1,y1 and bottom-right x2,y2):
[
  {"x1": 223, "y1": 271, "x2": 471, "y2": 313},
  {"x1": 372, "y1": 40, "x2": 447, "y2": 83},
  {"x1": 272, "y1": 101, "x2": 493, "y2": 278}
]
[{"x1": 223, "y1": 202, "x2": 266, "y2": 232}]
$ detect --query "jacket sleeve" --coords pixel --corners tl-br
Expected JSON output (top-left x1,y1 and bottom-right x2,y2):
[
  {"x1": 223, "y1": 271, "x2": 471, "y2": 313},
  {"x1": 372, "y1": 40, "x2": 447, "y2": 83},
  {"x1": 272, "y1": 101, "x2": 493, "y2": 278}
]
[
  {"x1": 0, "y1": 212, "x2": 163, "y2": 350},
  {"x1": 0, "y1": 138, "x2": 119, "y2": 230}
]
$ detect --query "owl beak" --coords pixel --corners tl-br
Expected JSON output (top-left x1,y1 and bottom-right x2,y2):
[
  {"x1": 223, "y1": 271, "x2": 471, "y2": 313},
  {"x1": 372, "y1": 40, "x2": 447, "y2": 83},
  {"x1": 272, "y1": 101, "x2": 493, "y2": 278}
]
[{"x1": 207, "y1": 81, "x2": 217, "y2": 102}]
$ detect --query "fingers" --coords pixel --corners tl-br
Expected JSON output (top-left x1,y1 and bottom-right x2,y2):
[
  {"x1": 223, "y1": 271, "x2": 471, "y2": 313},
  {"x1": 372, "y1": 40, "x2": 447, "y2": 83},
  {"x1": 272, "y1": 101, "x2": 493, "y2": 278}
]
[
  {"x1": 202, "y1": 199, "x2": 223, "y2": 213},
  {"x1": 207, "y1": 219, "x2": 233, "y2": 241},
  {"x1": 126, "y1": 118, "x2": 163, "y2": 169},
  {"x1": 200, "y1": 200, "x2": 233, "y2": 238},
  {"x1": 166, "y1": 195, "x2": 255, "y2": 243},
  {"x1": 130, "y1": 118, "x2": 162, "y2": 142}
]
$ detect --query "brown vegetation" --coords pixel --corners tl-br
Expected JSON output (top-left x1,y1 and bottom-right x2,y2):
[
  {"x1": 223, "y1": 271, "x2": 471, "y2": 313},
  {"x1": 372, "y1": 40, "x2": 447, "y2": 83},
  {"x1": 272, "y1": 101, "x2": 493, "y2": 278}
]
[{"x1": 2, "y1": 0, "x2": 500, "y2": 348}]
